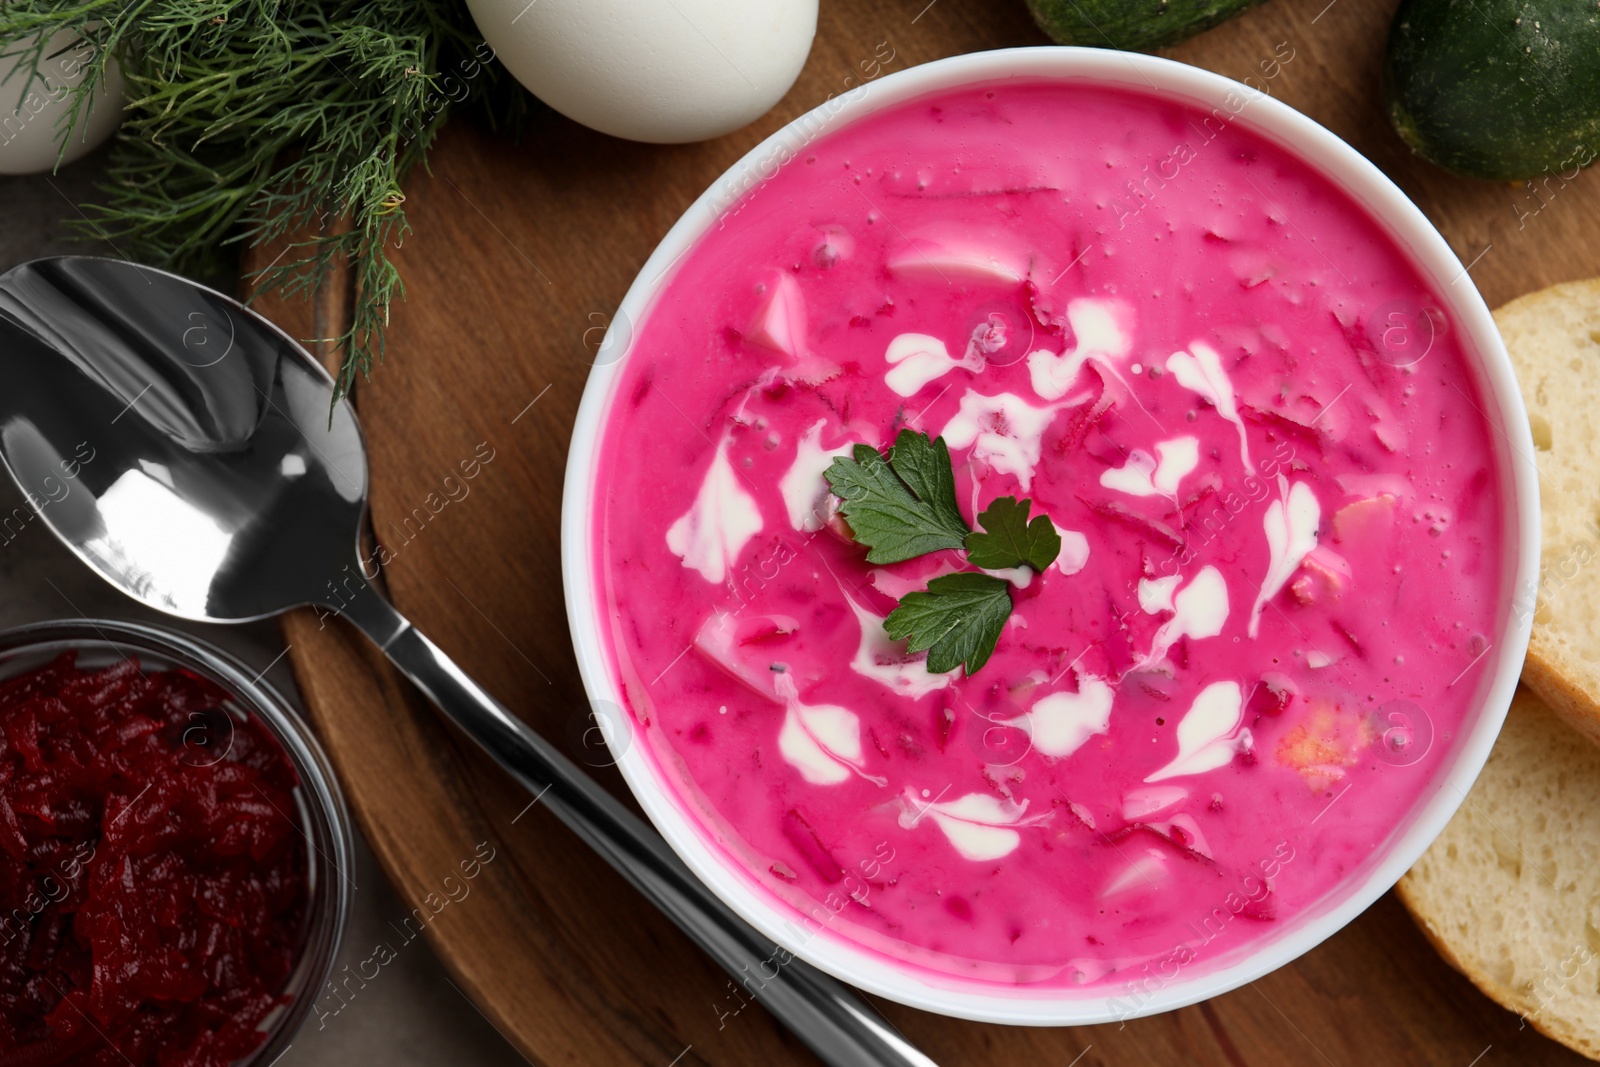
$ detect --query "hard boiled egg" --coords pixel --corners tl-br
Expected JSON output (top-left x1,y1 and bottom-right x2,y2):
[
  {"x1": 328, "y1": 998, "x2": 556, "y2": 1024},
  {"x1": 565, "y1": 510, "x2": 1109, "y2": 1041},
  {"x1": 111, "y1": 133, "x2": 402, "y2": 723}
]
[
  {"x1": 0, "y1": 28, "x2": 126, "y2": 175},
  {"x1": 466, "y1": 0, "x2": 817, "y2": 144}
]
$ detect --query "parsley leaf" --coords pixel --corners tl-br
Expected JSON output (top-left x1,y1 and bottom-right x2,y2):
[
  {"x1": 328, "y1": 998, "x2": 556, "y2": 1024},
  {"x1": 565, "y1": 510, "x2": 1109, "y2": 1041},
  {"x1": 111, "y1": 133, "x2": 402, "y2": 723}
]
[
  {"x1": 964, "y1": 496, "x2": 1062, "y2": 572},
  {"x1": 885, "y1": 430, "x2": 968, "y2": 533},
  {"x1": 824, "y1": 431, "x2": 970, "y2": 563},
  {"x1": 884, "y1": 572, "x2": 1013, "y2": 676}
]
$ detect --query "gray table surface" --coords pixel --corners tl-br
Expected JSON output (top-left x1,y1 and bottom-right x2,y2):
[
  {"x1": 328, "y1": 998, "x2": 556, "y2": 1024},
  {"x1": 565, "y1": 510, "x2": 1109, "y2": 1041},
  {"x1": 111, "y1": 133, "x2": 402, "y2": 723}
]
[{"x1": 1, "y1": 150, "x2": 528, "y2": 1067}]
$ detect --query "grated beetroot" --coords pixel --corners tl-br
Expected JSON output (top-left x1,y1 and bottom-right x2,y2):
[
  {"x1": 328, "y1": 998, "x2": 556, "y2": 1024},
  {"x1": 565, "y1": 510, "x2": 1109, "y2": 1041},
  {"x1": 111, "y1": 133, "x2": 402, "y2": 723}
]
[{"x1": 0, "y1": 652, "x2": 309, "y2": 1067}]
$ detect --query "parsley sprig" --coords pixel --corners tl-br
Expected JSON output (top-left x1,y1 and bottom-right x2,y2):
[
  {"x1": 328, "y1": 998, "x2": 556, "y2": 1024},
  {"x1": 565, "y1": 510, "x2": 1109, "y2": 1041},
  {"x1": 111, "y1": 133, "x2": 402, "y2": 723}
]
[{"x1": 825, "y1": 431, "x2": 1063, "y2": 676}]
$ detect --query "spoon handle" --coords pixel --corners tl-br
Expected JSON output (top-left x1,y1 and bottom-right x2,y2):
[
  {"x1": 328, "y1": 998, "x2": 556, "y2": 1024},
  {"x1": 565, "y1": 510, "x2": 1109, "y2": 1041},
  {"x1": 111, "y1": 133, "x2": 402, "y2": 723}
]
[{"x1": 337, "y1": 582, "x2": 938, "y2": 1067}]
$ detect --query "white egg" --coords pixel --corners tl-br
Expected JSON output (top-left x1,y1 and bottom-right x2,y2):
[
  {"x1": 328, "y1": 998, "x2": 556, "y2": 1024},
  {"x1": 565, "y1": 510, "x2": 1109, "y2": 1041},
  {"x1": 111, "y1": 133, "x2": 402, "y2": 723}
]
[
  {"x1": 466, "y1": 0, "x2": 817, "y2": 144},
  {"x1": 0, "y1": 28, "x2": 126, "y2": 176}
]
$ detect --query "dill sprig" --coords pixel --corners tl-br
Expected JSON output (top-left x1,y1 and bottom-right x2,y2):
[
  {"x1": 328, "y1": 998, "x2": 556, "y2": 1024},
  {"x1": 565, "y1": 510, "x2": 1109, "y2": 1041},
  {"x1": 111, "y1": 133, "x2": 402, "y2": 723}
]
[{"x1": 0, "y1": 0, "x2": 523, "y2": 396}]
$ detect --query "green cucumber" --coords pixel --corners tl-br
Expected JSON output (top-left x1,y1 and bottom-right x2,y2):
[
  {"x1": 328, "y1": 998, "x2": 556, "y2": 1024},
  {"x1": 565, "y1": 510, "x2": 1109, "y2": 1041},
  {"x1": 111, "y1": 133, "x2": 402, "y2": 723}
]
[
  {"x1": 1384, "y1": 0, "x2": 1600, "y2": 181},
  {"x1": 1024, "y1": 0, "x2": 1267, "y2": 52}
]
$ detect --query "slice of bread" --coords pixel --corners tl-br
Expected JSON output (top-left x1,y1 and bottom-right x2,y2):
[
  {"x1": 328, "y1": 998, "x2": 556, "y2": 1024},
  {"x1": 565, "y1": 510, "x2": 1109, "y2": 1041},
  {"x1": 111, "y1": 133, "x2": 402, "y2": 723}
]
[
  {"x1": 1496, "y1": 278, "x2": 1600, "y2": 745},
  {"x1": 1398, "y1": 688, "x2": 1600, "y2": 1059}
]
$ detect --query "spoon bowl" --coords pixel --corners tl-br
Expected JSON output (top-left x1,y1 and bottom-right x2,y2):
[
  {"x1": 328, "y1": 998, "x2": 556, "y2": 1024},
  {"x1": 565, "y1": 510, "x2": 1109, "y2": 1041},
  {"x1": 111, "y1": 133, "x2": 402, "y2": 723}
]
[{"x1": 0, "y1": 257, "x2": 364, "y2": 620}]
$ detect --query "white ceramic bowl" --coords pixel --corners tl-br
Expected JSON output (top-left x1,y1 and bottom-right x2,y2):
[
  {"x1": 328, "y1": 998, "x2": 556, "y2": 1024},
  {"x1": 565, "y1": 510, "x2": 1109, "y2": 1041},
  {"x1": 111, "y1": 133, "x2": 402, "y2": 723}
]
[{"x1": 562, "y1": 47, "x2": 1538, "y2": 1024}]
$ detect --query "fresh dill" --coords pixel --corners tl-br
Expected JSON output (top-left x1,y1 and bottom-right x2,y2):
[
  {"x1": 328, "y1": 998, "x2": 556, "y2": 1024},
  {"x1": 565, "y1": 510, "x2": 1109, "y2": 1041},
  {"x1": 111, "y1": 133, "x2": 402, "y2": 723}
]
[{"x1": 0, "y1": 0, "x2": 526, "y2": 396}]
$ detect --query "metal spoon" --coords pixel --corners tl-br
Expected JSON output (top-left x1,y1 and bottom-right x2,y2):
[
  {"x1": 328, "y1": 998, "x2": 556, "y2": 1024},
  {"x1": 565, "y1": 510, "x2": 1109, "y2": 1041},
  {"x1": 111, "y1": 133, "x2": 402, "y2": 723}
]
[{"x1": 0, "y1": 256, "x2": 936, "y2": 1067}]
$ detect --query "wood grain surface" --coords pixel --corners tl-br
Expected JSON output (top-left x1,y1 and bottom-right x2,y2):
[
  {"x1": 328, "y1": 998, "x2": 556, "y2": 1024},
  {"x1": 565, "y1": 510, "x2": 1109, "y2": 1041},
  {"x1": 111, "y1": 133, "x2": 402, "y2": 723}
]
[{"x1": 247, "y1": 0, "x2": 1600, "y2": 1063}]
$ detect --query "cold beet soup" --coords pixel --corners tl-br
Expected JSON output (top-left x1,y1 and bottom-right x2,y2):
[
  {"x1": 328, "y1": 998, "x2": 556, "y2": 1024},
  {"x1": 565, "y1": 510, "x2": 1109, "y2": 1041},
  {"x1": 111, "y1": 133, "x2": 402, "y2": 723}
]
[{"x1": 589, "y1": 80, "x2": 1509, "y2": 993}]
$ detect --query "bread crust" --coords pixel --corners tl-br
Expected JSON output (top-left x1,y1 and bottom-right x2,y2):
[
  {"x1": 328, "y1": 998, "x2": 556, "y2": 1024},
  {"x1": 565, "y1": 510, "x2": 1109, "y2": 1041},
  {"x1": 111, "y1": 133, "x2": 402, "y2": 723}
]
[{"x1": 1524, "y1": 638, "x2": 1600, "y2": 748}]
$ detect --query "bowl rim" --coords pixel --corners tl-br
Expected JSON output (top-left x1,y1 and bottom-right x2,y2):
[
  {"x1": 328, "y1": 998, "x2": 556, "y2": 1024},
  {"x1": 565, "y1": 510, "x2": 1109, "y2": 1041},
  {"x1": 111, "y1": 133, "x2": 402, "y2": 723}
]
[
  {"x1": 0, "y1": 618, "x2": 355, "y2": 1058},
  {"x1": 560, "y1": 45, "x2": 1539, "y2": 1024}
]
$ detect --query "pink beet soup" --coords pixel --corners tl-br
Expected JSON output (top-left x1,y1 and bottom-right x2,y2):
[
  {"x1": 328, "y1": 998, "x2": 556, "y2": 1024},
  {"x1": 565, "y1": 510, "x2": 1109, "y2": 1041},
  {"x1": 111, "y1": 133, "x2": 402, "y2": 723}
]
[{"x1": 588, "y1": 79, "x2": 1507, "y2": 995}]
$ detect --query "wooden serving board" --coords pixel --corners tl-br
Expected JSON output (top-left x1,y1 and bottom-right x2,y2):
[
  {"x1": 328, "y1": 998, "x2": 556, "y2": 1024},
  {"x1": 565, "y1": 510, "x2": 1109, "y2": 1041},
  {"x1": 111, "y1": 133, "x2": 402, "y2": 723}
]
[{"x1": 249, "y1": 0, "x2": 1600, "y2": 1063}]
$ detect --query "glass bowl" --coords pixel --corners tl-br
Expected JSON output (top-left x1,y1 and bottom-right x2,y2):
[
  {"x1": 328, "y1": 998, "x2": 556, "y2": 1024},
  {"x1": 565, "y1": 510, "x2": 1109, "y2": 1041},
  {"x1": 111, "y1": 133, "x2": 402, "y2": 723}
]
[{"x1": 0, "y1": 618, "x2": 352, "y2": 1063}]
